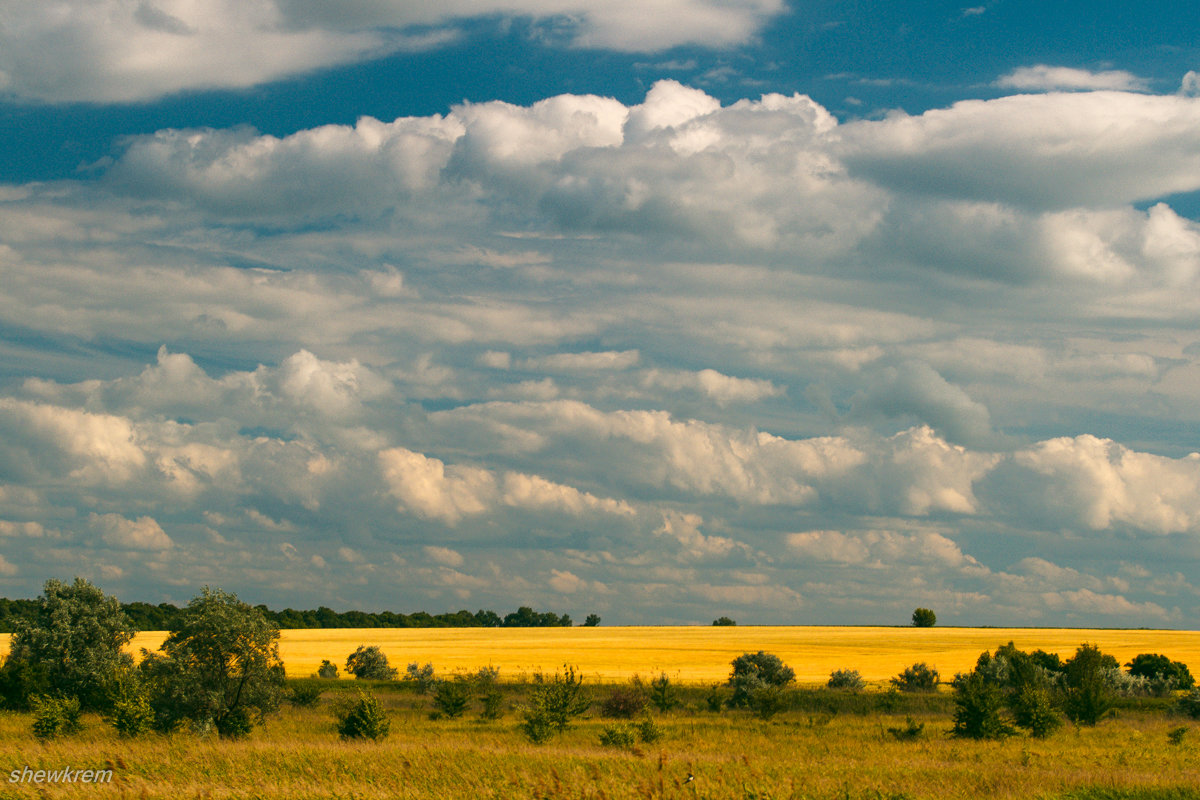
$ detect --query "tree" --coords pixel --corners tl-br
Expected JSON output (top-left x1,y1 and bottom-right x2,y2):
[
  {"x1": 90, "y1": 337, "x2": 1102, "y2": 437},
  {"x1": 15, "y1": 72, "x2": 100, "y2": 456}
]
[
  {"x1": 0, "y1": 577, "x2": 135, "y2": 711},
  {"x1": 1062, "y1": 643, "x2": 1116, "y2": 726},
  {"x1": 140, "y1": 587, "x2": 285, "y2": 738},
  {"x1": 911, "y1": 608, "x2": 937, "y2": 628},
  {"x1": 951, "y1": 671, "x2": 1014, "y2": 740},
  {"x1": 345, "y1": 645, "x2": 398, "y2": 680},
  {"x1": 727, "y1": 651, "x2": 794, "y2": 708},
  {"x1": 1126, "y1": 653, "x2": 1195, "y2": 691},
  {"x1": 521, "y1": 665, "x2": 590, "y2": 742},
  {"x1": 583, "y1": 613, "x2": 601, "y2": 627},
  {"x1": 712, "y1": 616, "x2": 737, "y2": 626}
]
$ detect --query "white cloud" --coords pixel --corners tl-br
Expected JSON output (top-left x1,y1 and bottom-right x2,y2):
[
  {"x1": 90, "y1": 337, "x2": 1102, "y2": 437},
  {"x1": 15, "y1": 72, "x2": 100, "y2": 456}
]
[
  {"x1": 641, "y1": 368, "x2": 783, "y2": 406},
  {"x1": 786, "y1": 528, "x2": 985, "y2": 572},
  {"x1": 0, "y1": 554, "x2": 16, "y2": 576},
  {"x1": 0, "y1": 1, "x2": 784, "y2": 103},
  {"x1": 523, "y1": 350, "x2": 640, "y2": 371},
  {"x1": 996, "y1": 65, "x2": 1148, "y2": 92},
  {"x1": 90, "y1": 512, "x2": 172, "y2": 550},
  {"x1": 424, "y1": 545, "x2": 464, "y2": 568}
]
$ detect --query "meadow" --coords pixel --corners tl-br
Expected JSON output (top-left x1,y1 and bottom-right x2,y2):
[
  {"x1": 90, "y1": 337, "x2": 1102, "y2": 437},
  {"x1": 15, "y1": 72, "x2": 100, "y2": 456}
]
[{"x1": 4, "y1": 626, "x2": 1200, "y2": 798}]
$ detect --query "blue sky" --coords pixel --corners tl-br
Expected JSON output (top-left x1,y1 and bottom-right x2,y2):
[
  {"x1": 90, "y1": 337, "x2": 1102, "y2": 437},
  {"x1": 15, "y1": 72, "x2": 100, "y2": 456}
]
[{"x1": 2, "y1": 0, "x2": 1200, "y2": 626}]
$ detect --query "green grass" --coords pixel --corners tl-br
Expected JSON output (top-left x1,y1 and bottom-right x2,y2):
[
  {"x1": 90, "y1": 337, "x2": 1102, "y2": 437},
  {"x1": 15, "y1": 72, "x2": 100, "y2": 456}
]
[{"x1": 1, "y1": 682, "x2": 1197, "y2": 799}]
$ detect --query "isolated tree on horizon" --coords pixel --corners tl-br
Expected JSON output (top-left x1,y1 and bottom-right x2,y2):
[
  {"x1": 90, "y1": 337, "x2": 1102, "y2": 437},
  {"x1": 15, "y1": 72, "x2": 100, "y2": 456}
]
[{"x1": 911, "y1": 608, "x2": 937, "y2": 627}]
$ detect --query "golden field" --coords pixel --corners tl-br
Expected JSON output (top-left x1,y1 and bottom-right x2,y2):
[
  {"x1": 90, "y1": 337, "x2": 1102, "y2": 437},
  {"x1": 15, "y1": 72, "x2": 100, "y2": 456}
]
[{"x1": 6, "y1": 626, "x2": 1199, "y2": 683}]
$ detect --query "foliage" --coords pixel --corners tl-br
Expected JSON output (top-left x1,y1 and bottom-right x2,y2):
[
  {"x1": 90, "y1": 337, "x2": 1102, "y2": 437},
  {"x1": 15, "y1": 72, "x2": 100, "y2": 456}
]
[
  {"x1": 887, "y1": 716, "x2": 924, "y2": 740},
  {"x1": 601, "y1": 684, "x2": 648, "y2": 718},
  {"x1": 951, "y1": 671, "x2": 1015, "y2": 739},
  {"x1": 748, "y1": 684, "x2": 789, "y2": 719},
  {"x1": 30, "y1": 694, "x2": 82, "y2": 741},
  {"x1": 502, "y1": 606, "x2": 572, "y2": 627},
  {"x1": 1011, "y1": 684, "x2": 1062, "y2": 738},
  {"x1": 1172, "y1": 688, "x2": 1200, "y2": 719},
  {"x1": 584, "y1": 613, "x2": 601, "y2": 627},
  {"x1": 289, "y1": 683, "x2": 323, "y2": 707},
  {"x1": 344, "y1": 645, "x2": 398, "y2": 680},
  {"x1": 2, "y1": 577, "x2": 135, "y2": 711},
  {"x1": 520, "y1": 665, "x2": 590, "y2": 742},
  {"x1": 105, "y1": 677, "x2": 154, "y2": 737},
  {"x1": 316, "y1": 660, "x2": 339, "y2": 679},
  {"x1": 891, "y1": 663, "x2": 939, "y2": 692},
  {"x1": 336, "y1": 691, "x2": 390, "y2": 740},
  {"x1": 705, "y1": 684, "x2": 725, "y2": 712},
  {"x1": 712, "y1": 616, "x2": 737, "y2": 626},
  {"x1": 1125, "y1": 653, "x2": 1194, "y2": 691},
  {"x1": 480, "y1": 688, "x2": 504, "y2": 720},
  {"x1": 1167, "y1": 726, "x2": 1188, "y2": 746},
  {"x1": 432, "y1": 677, "x2": 472, "y2": 719},
  {"x1": 828, "y1": 669, "x2": 866, "y2": 690},
  {"x1": 404, "y1": 661, "x2": 436, "y2": 692},
  {"x1": 911, "y1": 608, "x2": 937, "y2": 628},
  {"x1": 636, "y1": 716, "x2": 664, "y2": 743},
  {"x1": 140, "y1": 587, "x2": 285, "y2": 738},
  {"x1": 599, "y1": 723, "x2": 636, "y2": 749},
  {"x1": 1062, "y1": 644, "x2": 1116, "y2": 726},
  {"x1": 727, "y1": 651, "x2": 795, "y2": 708},
  {"x1": 649, "y1": 673, "x2": 679, "y2": 712}
]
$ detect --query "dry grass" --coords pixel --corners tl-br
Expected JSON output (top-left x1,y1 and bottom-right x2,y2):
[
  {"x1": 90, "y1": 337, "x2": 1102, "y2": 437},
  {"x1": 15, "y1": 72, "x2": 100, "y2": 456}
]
[{"x1": 1, "y1": 688, "x2": 1198, "y2": 799}]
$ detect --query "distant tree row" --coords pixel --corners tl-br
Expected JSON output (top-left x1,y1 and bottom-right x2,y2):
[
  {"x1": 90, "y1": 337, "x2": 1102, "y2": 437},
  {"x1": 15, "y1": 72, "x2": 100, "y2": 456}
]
[{"x1": 0, "y1": 597, "x2": 579, "y2": 633}]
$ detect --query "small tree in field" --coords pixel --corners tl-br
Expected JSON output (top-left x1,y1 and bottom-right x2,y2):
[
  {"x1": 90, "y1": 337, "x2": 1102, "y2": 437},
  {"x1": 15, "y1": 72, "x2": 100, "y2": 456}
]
[
  {"x1": 345, "y1": 645, "x2": 398, "y2": 680},
  {"x1": 521, "y1": 665, "x2": 590, "y2": 743},
  {"x1": 911, "y1": 608, "x2": 937, "y2": 628},
  {"x1": 728, "y1": 651, "x2": 794, "y2": 708},
  {"x1": 712, "y1": 616, "x2": 737, "y2": 626},
  {"x1": 891, "y1": 662, "x2": 939, "y2": 692},
  {"x1": 140, "y1": 587, "x2": 285, "y2": 738},
  {"x1": 1, "y1": 578, "x2": 135, "y2": 711}
]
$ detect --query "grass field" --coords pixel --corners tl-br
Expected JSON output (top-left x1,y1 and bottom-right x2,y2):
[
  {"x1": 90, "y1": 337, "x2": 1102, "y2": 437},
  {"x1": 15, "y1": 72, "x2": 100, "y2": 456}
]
[
  {"x1": 5, "y1": 626, "x2": 1191, "y2": 684},
  {"x1": 2, "y1": 682, "x2": 1199, "y2": 799}
]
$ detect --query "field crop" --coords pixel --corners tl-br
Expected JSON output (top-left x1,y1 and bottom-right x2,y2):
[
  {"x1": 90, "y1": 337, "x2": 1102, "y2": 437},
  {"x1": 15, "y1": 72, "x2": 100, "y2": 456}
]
[{"x1": 5, "y1": 626, "x2": 1191, "y2": 684}]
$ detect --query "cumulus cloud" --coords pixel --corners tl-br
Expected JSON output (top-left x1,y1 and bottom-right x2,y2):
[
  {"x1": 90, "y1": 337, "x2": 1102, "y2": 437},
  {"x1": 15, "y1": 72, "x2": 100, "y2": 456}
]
[
  {"x1": 787, "y1": 528, "x2": 985, "y2": 572},
  {"x1": 641, "y1": 368, "x2": 783, "y2": 406},
  {"x1": 90, "y1": 513, "x2": 172, "y2": 550},
  {"x1": 0, "y1": 1, "x2": 784, "y2": 103},
  {"x1": 996, "y1": 65, "x2": 1148, "y2": 92},
  {"x1": 848, "y1": 361, "x2": 993, "y2": 446}
]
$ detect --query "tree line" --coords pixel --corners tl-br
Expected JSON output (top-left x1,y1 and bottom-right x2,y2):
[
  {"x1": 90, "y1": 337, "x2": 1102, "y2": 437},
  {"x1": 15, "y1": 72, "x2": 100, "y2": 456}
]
[{"x1": 0, "y1": 596, "x2": 579, "y2": 633}]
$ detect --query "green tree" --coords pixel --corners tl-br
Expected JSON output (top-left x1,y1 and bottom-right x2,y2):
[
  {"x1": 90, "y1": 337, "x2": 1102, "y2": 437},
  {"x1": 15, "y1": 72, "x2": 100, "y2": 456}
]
[
  {"x1": 911, "y1": 608, "x2": 937, "y2": 627},
  {"x1": 140, "y1": 587, "x2": 285, "y2": 738},
  {"x1": 521, "y1": 665, "x2": 590, "y2": 742},
  {"x1": 1126, "y1": 653, "x2": 1195, "y2": 690},
  {"x1": 951, "y1": 671, "x2": 1015, "y2": 740},
  {"x1": 727, "y1": 651, "x2": 795, "y2": 708},
  {"x1": 0, "y1": 577, "x2": 135, "y2": 711},
  {"x1": 1062, "y1": 643, "x2": 1116, "y2": 726},
  {"x1": 712, "y1": 616, "x2": 737, "y2": 626},
  {"x1": 583, "y1": 613, "x2": 602, "y2": 627},
  {"x1": 345, "y1": 645, "x2": 398, "y2": 680}
]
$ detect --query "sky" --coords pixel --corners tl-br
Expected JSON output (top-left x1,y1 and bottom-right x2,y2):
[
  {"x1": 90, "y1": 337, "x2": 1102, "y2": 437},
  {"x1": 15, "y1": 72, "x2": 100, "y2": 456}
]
[{"x1": 2, "y1": 1, "x2": 1200, "y2": 626}]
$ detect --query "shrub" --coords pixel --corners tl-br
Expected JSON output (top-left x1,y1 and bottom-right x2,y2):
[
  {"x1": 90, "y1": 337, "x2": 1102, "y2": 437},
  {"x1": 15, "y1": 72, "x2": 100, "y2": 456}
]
[
  {"x1": 432, "y1": 678, "x2": 472, "y2": 719},
  {"x1": 911, "y1": 608, "x2": 937, "y2": 628},
  {"x1": 337, "y1": 691, "x2": 390, "y2": 740},
  {"x1": 952, "y1": 672, "x2": 1015, "y2": 740},
  {"x1": 1126, "y1": 653, "x2": 1195, "y2": 691},
  {"x1": 520, "y1": 665, "x2": 590, "y2": 743},
  {"x1": 1062, "y1": 644, "x2": 1116, "y2": 726},
  {"x1": 649, "y1": 673, "x2": 679, "y2": 712},
  {"x1": 599, "y1": 723, "x2": 636, "y2": 749},
  {"x1": 316, "y1": 660, "x2": 339, "y2": 679},
  {"x1": 601, "y1": 685, "x2": 648, "y2": 718},
  {"x1": 31, "y1": 695, "x2": 82, "y2": 741},
  {"x1": 1173, "y1": 688, "x2": 1200, "y2": 719},
  {"x1": 480, "y1": 688, "x2": 504, "y2": 720},
  {"x1": 344, "y1": 646, "x2": 398, "y2": 681},
  {"x1": 705, "y1": 684, "x2": 725, "y2": 712},
  {"x1": 827, "y1": 669, "x2": 865, "y2": 691},
  {"x1": 105, "y1": 680, "x2": 154, "y2": 737},
  {"x1": 748, "y1": 684, "x2": 789, "y2": 720},
  {"x1": 404, "y1": 662, "x2": 436, "y2": 692},
  {"x1": 728, "y1": 652, "x2": 795, "y2": 708},
  {"x1": 289, "y1": 684, "x2": 322, "y2": 707},
  {"x1": 891, "y1": 663, "x2": 939, "y2": 692},
  {"x1": 887, "y1": 716, "x2": 924, "y2": 740},
  {"x1": 1167, "y1": 726, "x2": 1188, "y2": 746},
  {"x1": 1011, "y1": 684, "x2": 1062, "y2": 738},
  {"x1": 637, "y1": 716, "x2": 664, "y2": 743},
  {"x1": 471, "y1": 665, "x2": 500, "y2": 686}
]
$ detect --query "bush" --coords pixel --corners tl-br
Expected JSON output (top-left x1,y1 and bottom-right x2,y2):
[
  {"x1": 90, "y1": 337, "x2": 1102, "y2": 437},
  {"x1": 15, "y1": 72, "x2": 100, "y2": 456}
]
[
  {"x1": 891, "y1": 663, "x2": 939, "y2": 692},
  {"x1": 911, "y1": 608, "x2": 937, "y2": 628},
  {"x1": 827, "y1": 669, "x2": 865, "y2": 691},
  {"x1": 748, "y1": 684, "x2": 789, "y2": 719},
  {"x1": 649, "y1": 673, "x2": 679, "y2": 712},
  {"x1": 31, "y1": 694, "x2": 82, "y2": 741},
  {"x1": 337, "y1": 691, "x2": 390, "y2": 740},
  {"x1": 1062, "y1": 644, "x2": 1116, "y2": 726},
  {"x1": 432, "y1": 678, "x2": 472, "y2": 719},
  {"x1": 480, "y1": 688, "x2": 504, "y2": 720},
  {"x1": 344, "y1": 646, "x2": 398, "y2": 681},
  {"x1": 289, "y1": 684, "x2": 322, "y2": 707},
  {"x1": 636, "y1": 716, "x2": 664, "y2": 743},
  {"x1": 601, "y1": 685, "x2": 648, "y2": 718},
  {"x1": 1172, "y1": 688, "x2": 1200, "y2": 719},
  {"x1": 599, "y1": 723, "x2": 636, "y2": 749},
  {"x1": 1011, "y1": 684, "x2": 1062, "y2": 738},
  {"x1": 521, "y1": 665, "x2": 590, "y2": 743},
  {"x1": 951, "y1": 672, "x2": 1014, "y2": 740},
  {"x1": 705, "y1": 684, "x2": 725, "y2": 712},
  {"x1": 404, "y1": 662, "x2": 436, "y2": 693},
  {"x1": 887, "y1": 716, "x2": 924, "y2": 740},
  {"x1": 728, "y1": 652, "x2": 795, "y2": 708},
  {"x1": 316, "y1": 660, "x2": 339, "y2": 679},
  {"x1": 1126, "y1": 653, "x2": 1195, "y2": 691},
  {"x1": 105, "y1": 679, "x2": 154, "y2": 737}
]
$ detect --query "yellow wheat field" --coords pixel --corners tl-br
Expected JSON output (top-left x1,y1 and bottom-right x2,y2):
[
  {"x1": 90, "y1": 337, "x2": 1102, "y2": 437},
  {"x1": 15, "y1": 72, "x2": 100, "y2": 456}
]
[{"x1": 6, "y1": 626, "x2": 1199, "y2": 684}]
